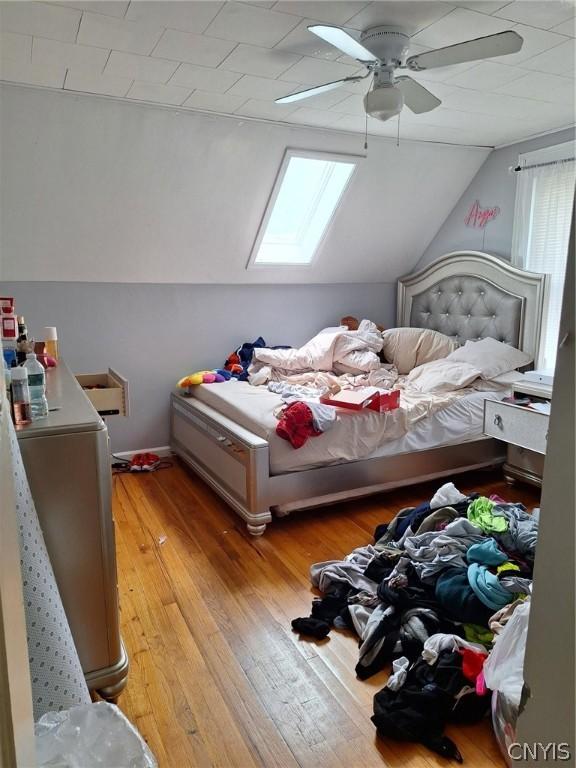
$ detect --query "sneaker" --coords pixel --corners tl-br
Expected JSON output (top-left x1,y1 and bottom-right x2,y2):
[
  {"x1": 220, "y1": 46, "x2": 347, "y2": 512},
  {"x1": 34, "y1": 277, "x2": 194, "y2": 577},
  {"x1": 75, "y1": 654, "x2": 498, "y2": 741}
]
[
  {"x1": 130, "y1": 453, "x2": 145, "y2": 472},
  {"x1": 141, "y1": 452, "x2": 160, "y2": 471}
]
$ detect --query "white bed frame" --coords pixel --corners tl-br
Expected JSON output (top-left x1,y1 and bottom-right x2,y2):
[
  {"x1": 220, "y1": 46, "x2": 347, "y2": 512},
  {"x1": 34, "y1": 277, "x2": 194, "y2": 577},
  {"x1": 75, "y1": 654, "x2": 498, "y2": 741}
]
[{"x1": 170, "y1": 251, "x2": 547, "y2": 536}]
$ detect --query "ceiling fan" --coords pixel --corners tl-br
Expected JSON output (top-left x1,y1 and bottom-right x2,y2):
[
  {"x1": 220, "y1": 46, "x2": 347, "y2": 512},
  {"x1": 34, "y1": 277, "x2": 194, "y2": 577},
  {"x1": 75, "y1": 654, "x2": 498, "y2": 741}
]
[{"x1": 276, "y1": 26, "x2": 523, "y2": 121}]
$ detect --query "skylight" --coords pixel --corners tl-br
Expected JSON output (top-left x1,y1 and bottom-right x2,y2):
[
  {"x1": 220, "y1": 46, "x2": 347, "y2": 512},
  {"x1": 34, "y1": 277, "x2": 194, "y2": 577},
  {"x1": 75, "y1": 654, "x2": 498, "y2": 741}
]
[{"x1": 249, "y1": 150, "x2": 358, "y2": 267}]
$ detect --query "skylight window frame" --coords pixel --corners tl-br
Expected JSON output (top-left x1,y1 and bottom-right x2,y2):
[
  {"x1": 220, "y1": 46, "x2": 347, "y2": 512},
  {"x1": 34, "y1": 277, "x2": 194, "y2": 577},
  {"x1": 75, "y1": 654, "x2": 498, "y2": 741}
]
[{"x1": 247, "y1": 148, "x2": 361, "y2": 269}]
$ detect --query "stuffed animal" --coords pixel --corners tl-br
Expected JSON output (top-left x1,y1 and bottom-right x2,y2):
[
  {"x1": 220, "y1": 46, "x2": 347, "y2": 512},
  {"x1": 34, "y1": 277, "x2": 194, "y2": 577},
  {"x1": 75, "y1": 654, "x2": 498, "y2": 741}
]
[{"x1": 177, "y1": 368, "x2": 232, "y2": 388}]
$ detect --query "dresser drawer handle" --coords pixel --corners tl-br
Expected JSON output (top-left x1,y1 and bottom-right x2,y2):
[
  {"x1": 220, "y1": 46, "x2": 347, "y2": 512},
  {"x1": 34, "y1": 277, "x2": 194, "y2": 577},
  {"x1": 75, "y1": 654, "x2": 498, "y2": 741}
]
[{"x1": 493, "y1": 414, "x2": 503, "y2": 430}]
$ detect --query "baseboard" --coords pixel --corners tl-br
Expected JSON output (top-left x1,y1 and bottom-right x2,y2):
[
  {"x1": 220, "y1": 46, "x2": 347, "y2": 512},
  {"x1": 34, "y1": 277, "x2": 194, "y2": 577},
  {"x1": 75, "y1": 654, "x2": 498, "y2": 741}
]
[{"x1": 111, "y1": 445, "x2": 172, "y2": 462}]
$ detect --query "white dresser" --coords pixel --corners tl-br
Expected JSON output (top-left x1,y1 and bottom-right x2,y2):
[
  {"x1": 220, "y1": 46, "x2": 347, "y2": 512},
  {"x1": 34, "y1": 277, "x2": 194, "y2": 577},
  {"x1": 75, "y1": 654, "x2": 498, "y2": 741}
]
[
  {"x1": 483, "y1": 381, "x2": 552, "y2": 487},
  {"x1": 16, "y1": 362, "x2": 128, "y2": 700}
]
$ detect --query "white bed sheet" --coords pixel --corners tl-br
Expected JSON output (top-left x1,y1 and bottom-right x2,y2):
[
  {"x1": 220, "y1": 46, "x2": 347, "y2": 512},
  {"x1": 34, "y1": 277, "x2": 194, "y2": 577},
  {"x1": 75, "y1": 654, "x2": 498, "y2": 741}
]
[{"x1": 189, "y1": 381, "x2": 507, "y2": 474}]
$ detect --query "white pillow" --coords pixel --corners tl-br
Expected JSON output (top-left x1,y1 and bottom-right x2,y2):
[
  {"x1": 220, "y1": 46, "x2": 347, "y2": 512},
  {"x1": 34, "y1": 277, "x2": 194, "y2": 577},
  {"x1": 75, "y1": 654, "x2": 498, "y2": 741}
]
[
  {"x1": 381, "y1": 327, "x2": 455, "y2": 375},
  {"x1": 447, "y1": 338, "x2": 532, "y2": 380},
  {"x1": 407, "y1": 359, "x2": 481, "y2": 393}
]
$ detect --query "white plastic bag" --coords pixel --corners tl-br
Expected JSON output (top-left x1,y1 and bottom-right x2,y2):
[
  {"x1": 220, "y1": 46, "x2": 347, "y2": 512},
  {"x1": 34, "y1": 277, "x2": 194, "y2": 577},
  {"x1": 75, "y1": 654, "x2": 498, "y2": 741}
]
[
  {"x1": 483, "y1": 599, "x2": 530, "y2": 707},
  {"x1": 35, "y1": 701, "x2": 157, "y2": 767}
]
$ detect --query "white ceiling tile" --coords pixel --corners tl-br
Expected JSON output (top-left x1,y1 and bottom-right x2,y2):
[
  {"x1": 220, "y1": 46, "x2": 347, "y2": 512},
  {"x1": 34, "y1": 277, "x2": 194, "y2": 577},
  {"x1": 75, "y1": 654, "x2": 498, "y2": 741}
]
[
  {"x1": 105, "y1": 51, "x2": 178, "y2": 83},
  {"x1": 491, "y1": 23, "x2": 572, "y2": 66},
  {"x1": 234, "y1": 96, "x2": 299, "y2": 118},
  {"x1": 182, "y1": 89, "x2": 248, "y2": 111},
  {"x1": 450, "y1": 1, "x2": 511, "y2": 13},
  {"x1": 126, "y1": 1, "x2": 224, "y2": 34},
  {"x1": 331, "y1": 113, "x2": 369, "y2": 132},
  {"x1": 289, "y1": 105, "x2": 341, "y2": 126},
  {"x1": 411, "y1": 8, "x2": 512, "y2": 48},
  {"x1": 31, "y1": 37, "x2": 109, "y2": 74},
  {"x1": 272, "y1": 2, "x2": 369, "y2": 25},
  {"x1": 0, "y1": 32, "x2": 32, "y2": 65},
  {"x1": 226, "y1": 74, "x2": 298, "y2": 99},
  {"x1": 126, "y1": 80, "x2": 191, "y2": 104},
  {"x1": 280, "y1": 55, "x2": 360, "y2": 84},
  {"x1": 444, "y1": 61, "x2": 525, "y2": 90},
  {"x1": 65, "y1": 68, "x2": 132, "y2": 95},
  {"x1": 520, "y1": 38, "x2": 575, "y2": 74},
  {"x1": 239, "y1": 1, "x2": 277, "y2": 8},
  {"x1": 152, "y1": 28, "x2": 237, "y2": 66},
  {"x1": 346, "y1": 2, "x2": 456, "y2": 35},
  {"x1": 0, "y1": 1, "x2": 81, "y2": 42},
  {"x1": 413, "y1": 105, "x2": 517, "y2": 131},
  {"x1": 493, "y1": 1, "x2": 575, "y2": 30},
  {"x1": 169, "y1": 62, "x2": 242, "y2": 92},
  {"x1": 204, "y1": 2, "x2": 301, "y2": 47},
  {"x1": 77, "y1": 12, "x2": 163, "y2": 54},
  {"x1": 0, "y1": 57, "x2": 65, "y2": 87},
  {"x1": 329, "y1": 92, "x2": 365, "y2": 114},
  {"x1": 273, "y1": 18, "x2": 342, "y2": 59},
  {"x1": 218, "y1": 43, "x2": 300, "y2": 77},
  {"x1": 441, "y1": 87, "x2": 565, "y2": 120},
  {"x1": 50, "y1": 2, "x2": 130, "y2": 18},
  {"x1": 550, "y1": 18, "x2": 576, "y2": 36},
  {"x1": 495, "y1": 71, "x2": 575, "y2": 103}
]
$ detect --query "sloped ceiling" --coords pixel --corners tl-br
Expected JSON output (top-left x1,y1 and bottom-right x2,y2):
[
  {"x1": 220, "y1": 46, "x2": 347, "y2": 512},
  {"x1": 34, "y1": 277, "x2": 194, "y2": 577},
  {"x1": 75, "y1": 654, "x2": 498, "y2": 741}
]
[
  {"x1": 0, "y1": 0, "x2": 574, "y2": 147},
  {"x1": 0, "y1": 84, "x2": 489, "y2": 283}
]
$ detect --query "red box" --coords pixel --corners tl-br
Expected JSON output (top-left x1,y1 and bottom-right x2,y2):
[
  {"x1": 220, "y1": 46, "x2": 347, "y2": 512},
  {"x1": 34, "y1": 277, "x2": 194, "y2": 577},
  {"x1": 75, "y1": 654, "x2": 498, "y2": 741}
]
[{"x1": 320, "y1": 388, "x2": 400, "y2": 414}]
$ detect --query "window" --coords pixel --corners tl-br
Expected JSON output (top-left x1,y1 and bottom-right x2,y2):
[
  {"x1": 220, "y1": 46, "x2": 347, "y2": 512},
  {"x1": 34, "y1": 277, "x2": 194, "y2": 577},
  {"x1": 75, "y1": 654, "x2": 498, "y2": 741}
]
[
  {"x1": 249, "y1": 150, "x2": 358, "y2": 267},
  {"x1": 512, "y1": 142, "x2": 575, "y2": 371}
]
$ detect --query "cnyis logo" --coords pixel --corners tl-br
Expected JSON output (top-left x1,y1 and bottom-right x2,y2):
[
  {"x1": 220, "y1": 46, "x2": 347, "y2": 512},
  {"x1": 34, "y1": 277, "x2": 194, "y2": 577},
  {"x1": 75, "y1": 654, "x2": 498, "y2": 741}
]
[{"x1": 508, "y1": 743, "x2": 572, "y2": 761}]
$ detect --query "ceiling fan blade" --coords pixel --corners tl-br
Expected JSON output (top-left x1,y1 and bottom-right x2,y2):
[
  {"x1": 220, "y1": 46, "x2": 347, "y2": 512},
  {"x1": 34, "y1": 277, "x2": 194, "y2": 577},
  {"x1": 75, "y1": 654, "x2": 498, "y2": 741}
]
[
  {"x1": 308, "y1": 25, "x2": 379, "y2": 62},
  {"x1": 406, "y1": 30, "x2": 523, "y2": 71},
  {"x1": 275, "y1": 76, "x2": 365, "y2": 104},
  {"x1": 395, "y1": 76, "x2": 441, "y2": 114}
]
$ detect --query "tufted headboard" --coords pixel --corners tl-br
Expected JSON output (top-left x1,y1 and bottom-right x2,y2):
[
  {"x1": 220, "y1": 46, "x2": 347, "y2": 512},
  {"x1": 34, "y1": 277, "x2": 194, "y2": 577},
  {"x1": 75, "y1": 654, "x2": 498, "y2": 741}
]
[{"x1": 397, "y1": 251, "x2": 548, "y2": 361}]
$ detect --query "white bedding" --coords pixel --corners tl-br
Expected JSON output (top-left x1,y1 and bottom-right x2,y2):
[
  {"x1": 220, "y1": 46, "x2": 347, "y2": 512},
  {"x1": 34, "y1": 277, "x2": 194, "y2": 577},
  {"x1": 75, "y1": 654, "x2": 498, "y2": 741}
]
[{"x1": 189, "y1": 381, "x2": 508, "y2": 474}]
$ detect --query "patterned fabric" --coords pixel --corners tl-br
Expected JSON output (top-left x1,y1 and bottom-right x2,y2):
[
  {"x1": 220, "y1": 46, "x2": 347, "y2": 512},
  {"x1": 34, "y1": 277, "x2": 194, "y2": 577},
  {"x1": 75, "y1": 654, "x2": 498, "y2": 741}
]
[{"x1": 1, "y1": 401, "x2": 90, "y2": 718}]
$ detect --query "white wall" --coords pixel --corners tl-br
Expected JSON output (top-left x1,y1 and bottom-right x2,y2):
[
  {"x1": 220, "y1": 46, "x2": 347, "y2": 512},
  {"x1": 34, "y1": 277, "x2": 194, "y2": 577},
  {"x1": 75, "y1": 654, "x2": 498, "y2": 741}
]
[
  {"x1": 417, "y1": 127, "x2": 576, "y2": 268},
  {"x1": 0, "y1": 84, "x2": 489, "y2": 284},
  {"x1": 2, "y1": 280, "x2": 395, "y2": 451}
]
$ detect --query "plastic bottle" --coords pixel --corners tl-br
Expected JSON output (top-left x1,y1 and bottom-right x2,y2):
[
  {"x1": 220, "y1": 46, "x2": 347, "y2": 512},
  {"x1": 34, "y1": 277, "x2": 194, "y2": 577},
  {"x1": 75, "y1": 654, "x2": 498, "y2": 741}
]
[
  {"x1": 3, "y1": 358, "x2": 11, "y2": 404},
  {"x1": 43, "y1": 327, "x2": 59, "y2": 361},
  {"x1": 10, "y1": 366, "x2": 32, "y2": 425},
  {"x1": 23, "y1": 353, "x2": 49, "y2": 420}
]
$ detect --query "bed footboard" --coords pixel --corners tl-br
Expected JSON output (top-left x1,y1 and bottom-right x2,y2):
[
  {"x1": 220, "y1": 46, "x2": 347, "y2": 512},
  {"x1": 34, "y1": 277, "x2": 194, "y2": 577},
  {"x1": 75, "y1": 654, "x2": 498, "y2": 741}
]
[
  {"x1": 170, "y1": 394, "x2": 272, "y2": 535},
  {"x1": 170, "y1": 392, "x2": 506, "y2": 536}
]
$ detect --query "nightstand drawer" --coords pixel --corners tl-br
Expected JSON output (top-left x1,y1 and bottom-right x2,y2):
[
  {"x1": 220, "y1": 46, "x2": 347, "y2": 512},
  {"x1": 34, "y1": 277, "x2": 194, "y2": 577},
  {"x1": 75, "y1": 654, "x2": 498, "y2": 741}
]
[{"x1": 483, "y1": 399, "x2": 548, "y2": 454}]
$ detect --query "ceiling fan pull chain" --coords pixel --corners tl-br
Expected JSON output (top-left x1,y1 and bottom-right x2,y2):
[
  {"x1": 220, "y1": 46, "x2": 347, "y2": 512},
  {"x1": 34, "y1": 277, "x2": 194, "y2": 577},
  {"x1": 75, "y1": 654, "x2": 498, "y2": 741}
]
[
  {"x1": 397, "y1": 112, "x2": 401, "y2": 148},
  {"x1": 364, "y1": 111, "x2": 368, "y2": 152}
]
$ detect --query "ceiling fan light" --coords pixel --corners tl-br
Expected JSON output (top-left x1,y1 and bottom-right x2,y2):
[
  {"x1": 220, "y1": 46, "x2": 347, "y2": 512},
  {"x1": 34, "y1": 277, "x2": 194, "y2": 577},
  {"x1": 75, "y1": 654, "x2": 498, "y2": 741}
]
[{"x1": 364, "y1": 85, "x2": 403, "y2": 122}]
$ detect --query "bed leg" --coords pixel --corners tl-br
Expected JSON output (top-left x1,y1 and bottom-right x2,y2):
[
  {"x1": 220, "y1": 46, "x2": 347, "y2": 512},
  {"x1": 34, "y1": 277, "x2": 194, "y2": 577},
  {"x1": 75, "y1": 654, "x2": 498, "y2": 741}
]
[{"x1": 246, "y1": 522, "x2": 267, "y2": 536}]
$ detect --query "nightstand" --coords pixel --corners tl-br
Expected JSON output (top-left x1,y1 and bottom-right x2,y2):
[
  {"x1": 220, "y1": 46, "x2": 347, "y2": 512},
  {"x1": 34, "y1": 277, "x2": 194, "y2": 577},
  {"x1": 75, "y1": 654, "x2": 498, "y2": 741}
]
[{"x1": 483, "y1": 381, "x2": 552, "y2": 487}]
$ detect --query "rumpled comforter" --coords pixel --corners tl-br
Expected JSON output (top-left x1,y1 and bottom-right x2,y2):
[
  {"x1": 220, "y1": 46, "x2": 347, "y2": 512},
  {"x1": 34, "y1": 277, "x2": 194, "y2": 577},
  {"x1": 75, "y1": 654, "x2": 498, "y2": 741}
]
[{"x1": 248, "y1": 319, "x2": 388, "y2": 383}]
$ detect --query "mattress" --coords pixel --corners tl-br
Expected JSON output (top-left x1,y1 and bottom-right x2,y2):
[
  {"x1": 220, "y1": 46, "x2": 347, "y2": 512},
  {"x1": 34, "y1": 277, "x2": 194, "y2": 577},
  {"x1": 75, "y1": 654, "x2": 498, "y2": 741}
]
[{"x1": 190, "y1": 381, "x2": 507, "y2": 475}]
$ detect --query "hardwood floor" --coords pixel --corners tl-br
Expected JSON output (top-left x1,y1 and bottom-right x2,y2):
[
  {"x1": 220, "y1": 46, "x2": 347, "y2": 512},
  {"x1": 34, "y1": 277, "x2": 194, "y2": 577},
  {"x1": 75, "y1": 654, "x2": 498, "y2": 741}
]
[{"x1": 114, "y1": 462, "x2": 540, "y2": 768}]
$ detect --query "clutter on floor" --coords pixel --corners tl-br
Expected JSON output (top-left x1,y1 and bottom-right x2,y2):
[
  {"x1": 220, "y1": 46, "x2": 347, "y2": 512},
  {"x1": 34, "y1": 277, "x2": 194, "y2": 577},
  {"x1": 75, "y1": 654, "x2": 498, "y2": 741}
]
[
  {"x1": 112, "y1": 453, "x2": 173, "y2": 474},
  {"x1": 291, "y1": 481, "x2": 537, "y2": 763}
]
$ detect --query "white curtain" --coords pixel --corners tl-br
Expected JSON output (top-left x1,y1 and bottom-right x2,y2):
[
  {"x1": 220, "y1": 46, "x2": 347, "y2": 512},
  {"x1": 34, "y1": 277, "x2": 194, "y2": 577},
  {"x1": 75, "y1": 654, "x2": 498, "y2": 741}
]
[{"x1": 512, "y1": 159, "x2": 575, "y2": 371}]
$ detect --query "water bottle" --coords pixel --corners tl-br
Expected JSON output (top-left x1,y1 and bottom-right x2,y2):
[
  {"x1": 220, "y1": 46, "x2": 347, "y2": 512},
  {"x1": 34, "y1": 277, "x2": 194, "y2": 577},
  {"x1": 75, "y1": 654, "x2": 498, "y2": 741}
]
[
  {"x1": 23, "y1": 353, "x2": 49, "y2": 420},
  {"x1": 10, "y1": 366, "x2": 32, "y2": 425}
]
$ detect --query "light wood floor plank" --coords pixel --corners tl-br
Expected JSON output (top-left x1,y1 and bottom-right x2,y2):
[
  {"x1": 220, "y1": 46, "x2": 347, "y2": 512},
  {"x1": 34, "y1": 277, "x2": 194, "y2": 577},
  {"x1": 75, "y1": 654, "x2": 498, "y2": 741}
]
[{"x1": 115, "y1": 462, "x2": 540, "y2": 767}]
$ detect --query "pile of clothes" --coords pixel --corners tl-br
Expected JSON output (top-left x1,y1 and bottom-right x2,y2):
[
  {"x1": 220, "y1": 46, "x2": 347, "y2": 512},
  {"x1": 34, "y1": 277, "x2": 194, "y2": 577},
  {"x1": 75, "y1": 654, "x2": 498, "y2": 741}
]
[{"x1": 291, "y1": 482, "x2": 538, "y2": 762}]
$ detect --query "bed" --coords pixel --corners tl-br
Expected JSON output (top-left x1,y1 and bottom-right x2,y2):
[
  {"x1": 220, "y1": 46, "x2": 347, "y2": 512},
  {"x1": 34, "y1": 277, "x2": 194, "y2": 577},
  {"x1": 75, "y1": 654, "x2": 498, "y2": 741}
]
[{"x1": 170, "y1": 251, "x2": 547, "y2": 535}]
